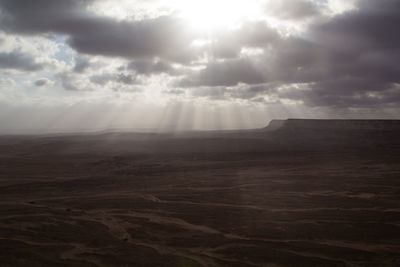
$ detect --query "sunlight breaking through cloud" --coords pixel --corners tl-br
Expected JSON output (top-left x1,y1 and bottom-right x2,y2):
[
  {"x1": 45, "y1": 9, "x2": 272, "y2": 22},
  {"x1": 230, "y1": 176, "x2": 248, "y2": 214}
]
[{"x1": 0, "y1": 0, "x2": 399, "y2": 133}]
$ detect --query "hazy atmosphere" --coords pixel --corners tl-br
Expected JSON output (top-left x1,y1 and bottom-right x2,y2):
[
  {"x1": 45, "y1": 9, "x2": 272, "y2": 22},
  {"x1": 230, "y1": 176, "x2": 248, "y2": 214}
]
[
  {"x1": 1, "y1": 1, "x2": 400, "y2": 266},
  {"x1": 0, "y1": 0, "x2": 399, "y2": 133}
]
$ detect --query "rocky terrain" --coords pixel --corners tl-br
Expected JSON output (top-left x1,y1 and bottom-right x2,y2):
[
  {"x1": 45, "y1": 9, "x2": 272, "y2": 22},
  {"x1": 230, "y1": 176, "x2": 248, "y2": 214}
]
[{"x1": 1, "y1": 119, "x2": 400, "y2": 266}]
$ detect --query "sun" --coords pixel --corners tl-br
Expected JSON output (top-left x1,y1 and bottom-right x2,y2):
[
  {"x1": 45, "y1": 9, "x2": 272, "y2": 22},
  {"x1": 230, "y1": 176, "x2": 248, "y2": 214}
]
[{"x1": 169, "y1": 0, "x2": 263, "y2": 31}]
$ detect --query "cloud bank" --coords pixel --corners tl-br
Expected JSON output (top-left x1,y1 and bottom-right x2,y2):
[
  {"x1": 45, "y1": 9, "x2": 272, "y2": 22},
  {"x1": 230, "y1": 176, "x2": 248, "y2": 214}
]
[{"x1": 0, "y1": 0, "x2": 399, "y2": 132}]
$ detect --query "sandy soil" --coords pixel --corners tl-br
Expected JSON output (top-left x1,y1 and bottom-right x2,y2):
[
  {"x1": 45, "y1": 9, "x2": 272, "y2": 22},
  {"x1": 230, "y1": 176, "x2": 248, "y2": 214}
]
[{"x1": 0, "y1": 127, "x2": 400, "y2": 266}]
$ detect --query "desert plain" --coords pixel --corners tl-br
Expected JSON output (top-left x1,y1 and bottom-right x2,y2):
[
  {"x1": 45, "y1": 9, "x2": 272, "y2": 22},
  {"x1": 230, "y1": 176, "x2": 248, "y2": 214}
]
[{"x1": 1, "y1": 119, "x2": 400, "y2": 266}]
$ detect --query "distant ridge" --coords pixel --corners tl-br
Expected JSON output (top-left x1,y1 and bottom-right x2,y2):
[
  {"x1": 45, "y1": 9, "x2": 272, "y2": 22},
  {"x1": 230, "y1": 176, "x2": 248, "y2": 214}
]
[{"x1": 264, "y1": 119, "x2": 400, "y2": 131}]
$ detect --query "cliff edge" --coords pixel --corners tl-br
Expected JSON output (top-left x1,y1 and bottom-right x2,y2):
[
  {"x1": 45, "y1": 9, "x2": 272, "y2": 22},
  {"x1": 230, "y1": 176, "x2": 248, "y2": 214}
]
[{"x1": 264, "y1": 119, "x2": 400, "y2": 132}]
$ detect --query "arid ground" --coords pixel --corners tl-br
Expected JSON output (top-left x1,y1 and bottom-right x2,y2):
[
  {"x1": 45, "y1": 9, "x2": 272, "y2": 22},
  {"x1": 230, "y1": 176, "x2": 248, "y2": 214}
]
[{"x1": 1, "y1": 120, "x2": 400, "y2": 266}]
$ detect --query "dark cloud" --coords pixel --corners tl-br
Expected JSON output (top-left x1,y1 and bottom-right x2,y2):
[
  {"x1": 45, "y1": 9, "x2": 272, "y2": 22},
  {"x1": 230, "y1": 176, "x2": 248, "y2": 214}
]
[
  {"x1": 89, "y1": 73, "x2": 139, "y2": 86},
  {"x1": 179, "y1": 58, "x2": 267, "y2": 87},
  {"x1": 1, "y1": 0, "x2": 399, "y2": 110},
  {"x1": 116, "y1": 73, "x2": 137, "y2": 85},
  {"x1": 178, "y1": 0, "x2": 400, "y2": 108},
  {"x1": 177, "y1": 37, "x2": 327, "y2": 88},
  {"x1": 186, "y1": 84, "x2": 279, "y2": 103},
  {"x1": 66, "y1": 16, "x2": 194, "y2": 62},
  {"x1": 304, "y1": 79, "x2": 399, "y2": 107},
  {"x1": 184, "y1": 83, "x2": 280, "y2": 103},
  {"x1": 89, "y1": 73, "x2": 114, "y2": 86},
  {"x1": 203, "y1": 21, "x2": 280, "y2": 59},
  {"x1": 227, "y1": 84, "x2": 276, "y2": 100},
  {"x1": 311, "y1": 0, "x2": 400, "y2": 53},
  {"x1": 0, "y1": 0, "x2": 195, "y2": 62},
  {"x1": 163, "y1": 89, "x2": 185, "y2": 95},
  {"x1": 127, "y1": 60, "x2": 178, "y2": 76},
  {"x1": 0, "y1": 0, "x2": 95, "y2": 33},
  {"x1": 189, "y1": 87, "x2": 228, "y2": 100},
  {"x1": 237, "y1": 21, "x2": 281, "y2": 47},
  {"x1": 34, "y1": 78, "x2": 52, "y2": 87},
  {"x1": 57, "y1": 72, "x2": 85, "y2": 91},
  {"x1": 73, "y1": 56, "x2": 91, "y2": 73},
  {"x1": 297, "y1": 0, "x2": 400, "y2": 107},
  {"x1": 0, "y1": 51, "x2": 44, "y2": 71}
]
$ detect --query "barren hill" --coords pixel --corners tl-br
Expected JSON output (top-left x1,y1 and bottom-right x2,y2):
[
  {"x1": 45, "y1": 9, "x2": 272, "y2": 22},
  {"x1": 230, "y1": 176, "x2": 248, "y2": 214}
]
[{"x1": 265, "y1": 119, "x2": 400, "y2": 132}]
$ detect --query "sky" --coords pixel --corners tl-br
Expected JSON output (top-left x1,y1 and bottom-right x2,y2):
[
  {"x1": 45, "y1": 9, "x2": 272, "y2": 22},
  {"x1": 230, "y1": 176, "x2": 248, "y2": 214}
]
[{"x1": 0, "y1": 0, "x2": 399, "y2": 133}]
